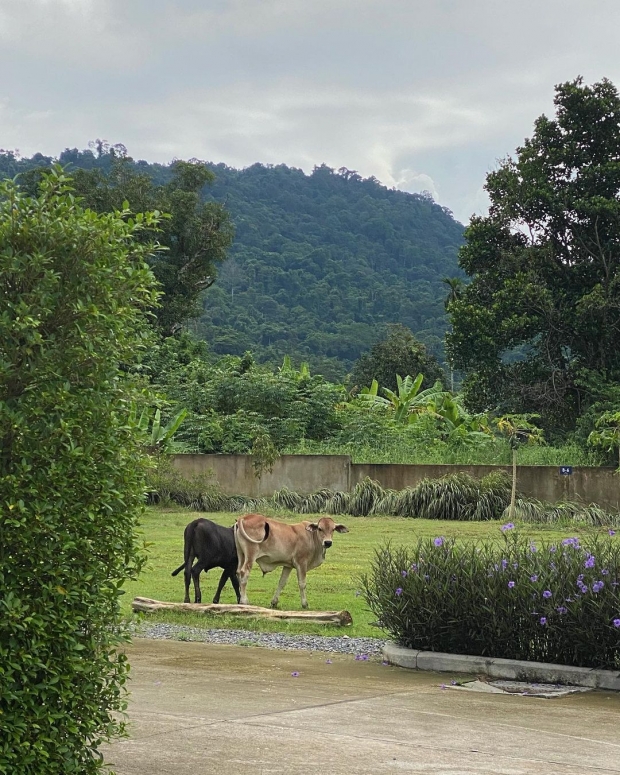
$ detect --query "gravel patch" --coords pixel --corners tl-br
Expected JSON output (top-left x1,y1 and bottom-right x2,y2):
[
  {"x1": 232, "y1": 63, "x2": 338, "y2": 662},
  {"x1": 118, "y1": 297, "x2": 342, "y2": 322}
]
[{"x1": 131, "y1": 621, "x2": 385, "y2": 657}]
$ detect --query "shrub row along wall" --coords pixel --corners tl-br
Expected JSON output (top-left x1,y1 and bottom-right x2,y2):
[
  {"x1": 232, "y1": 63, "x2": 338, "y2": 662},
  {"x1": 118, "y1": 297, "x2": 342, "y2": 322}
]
[{"x1": 170, "y1": 455, "x2": 620, "y2": 511}]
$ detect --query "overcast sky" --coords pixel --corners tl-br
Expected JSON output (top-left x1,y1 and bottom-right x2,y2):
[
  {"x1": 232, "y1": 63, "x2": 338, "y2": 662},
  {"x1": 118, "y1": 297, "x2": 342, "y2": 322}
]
[{"x1": 1, "y1": 0, "x2": 620, "y2": 223}]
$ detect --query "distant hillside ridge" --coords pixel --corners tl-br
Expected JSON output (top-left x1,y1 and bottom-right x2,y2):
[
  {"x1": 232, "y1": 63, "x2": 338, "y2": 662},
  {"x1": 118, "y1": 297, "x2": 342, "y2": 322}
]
[
  {"x1": 0, "y1": 149, "x2": 464, "y2": 380},
  {"x1": 201, "y1": 162, "x2": 464, "y2": 379}
]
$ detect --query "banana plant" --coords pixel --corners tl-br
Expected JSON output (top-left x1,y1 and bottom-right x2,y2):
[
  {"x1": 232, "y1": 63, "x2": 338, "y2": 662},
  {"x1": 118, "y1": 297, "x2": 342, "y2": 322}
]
[
  {"x1": 356, "y1": 373, "x2": 446, "y2": 424},
  {"x1": 279, "y1": 355, "x2": 311, "y2": 380},
  {"x1": 130, "y1": 404, "x2": 188, "y2": 454},
  {"x1": 425, "y1": 392, "x2": 492, "y2": 441}
]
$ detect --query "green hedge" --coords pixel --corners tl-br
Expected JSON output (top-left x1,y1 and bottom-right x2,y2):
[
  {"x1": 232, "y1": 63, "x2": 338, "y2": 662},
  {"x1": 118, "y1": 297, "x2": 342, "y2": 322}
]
[
  {"x1": 361, "y1": 527, "x2": 620, "y2": 669},
  {"x1": 0, "y1": 171, "x2": 157, "y2": 773}
]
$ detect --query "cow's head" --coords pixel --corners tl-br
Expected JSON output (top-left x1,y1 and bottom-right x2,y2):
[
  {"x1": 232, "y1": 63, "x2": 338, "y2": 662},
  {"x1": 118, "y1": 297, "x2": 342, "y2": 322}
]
[{"x1": 306, "y1": 517, "x2": 349, "y2": 550}]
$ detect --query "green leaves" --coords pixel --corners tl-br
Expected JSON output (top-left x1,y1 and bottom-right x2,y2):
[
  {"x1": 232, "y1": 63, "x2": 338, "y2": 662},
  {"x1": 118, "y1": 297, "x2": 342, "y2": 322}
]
[
  {"x1": 448, "y1": 78, "x2": 620, "y2": 433},
  {"x1": 0, "y1": 169, "x2": 156, "y2": 773},
  {"x1": 362, "y1": 531, "x2": 620, "y2": 669},
  {"x1": 587, "y1": 411, "x2": 620, "y2": 469}
]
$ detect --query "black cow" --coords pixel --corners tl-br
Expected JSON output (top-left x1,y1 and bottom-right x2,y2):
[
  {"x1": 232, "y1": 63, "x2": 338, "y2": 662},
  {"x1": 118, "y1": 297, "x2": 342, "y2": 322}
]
[{"x1": 171, "y1": 518, "x2": 240, "y2": 604}]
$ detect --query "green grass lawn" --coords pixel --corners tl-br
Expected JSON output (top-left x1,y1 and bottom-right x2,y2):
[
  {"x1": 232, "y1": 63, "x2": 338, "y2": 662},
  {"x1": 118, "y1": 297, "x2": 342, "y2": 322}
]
[{"x1": 125, "y1": 506, "x2": 609, "y2": 638}]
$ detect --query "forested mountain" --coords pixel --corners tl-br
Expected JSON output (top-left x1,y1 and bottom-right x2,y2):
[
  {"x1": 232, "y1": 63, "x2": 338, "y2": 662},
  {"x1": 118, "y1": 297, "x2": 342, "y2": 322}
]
[
  {"x1": 0, "y1": 148, "x2": 464, "y2": 380},
  {"x1": 200, "y1": 164, "x2": 463, "y2": 379}
]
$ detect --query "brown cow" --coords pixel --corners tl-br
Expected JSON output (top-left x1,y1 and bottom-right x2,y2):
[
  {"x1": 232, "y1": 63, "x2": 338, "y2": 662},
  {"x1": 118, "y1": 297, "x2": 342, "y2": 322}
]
[{"x1": 234, "y1": 513, "x2": 349, "y2": 609}]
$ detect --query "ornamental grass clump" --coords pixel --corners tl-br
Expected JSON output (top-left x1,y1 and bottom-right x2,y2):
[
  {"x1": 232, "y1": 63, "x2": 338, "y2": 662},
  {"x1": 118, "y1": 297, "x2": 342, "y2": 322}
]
[{"x1": 361, "y1": 526, "x2": 620, "y2": 669}]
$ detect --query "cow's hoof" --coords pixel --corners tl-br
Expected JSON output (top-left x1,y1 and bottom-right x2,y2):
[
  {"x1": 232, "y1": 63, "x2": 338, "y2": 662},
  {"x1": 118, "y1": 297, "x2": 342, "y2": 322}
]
[
  {"x1": 270, "y1": 601, "x2": 279, "y2": 609},
  {"x1": 302, "y1": 603, "x2": 309, "y2": 610},
  {"x1": 212, "y1": 598, "x2": 219, "y2": 605}
]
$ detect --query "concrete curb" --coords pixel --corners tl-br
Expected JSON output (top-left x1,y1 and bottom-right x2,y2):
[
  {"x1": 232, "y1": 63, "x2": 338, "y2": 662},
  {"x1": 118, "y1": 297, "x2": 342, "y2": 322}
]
[{"x1": 382, "y1": 643, "x2": 620, "y2": 691}]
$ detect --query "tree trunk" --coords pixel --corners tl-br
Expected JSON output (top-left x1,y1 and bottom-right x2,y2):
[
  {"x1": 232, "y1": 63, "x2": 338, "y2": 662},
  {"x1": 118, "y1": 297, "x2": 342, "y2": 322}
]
[
  {"x1": 131, "y1": 597, "x2": 353, "y2": 626},
  {"x1": 509, "y1": 447, "x2": 517, "y2": 521}
]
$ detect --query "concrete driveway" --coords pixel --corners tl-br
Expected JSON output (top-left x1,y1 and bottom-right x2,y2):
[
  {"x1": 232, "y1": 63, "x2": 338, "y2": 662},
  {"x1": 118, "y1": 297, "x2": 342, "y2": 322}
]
[{"x1": 106, "y1": 638, "x2": 620, "y2": 774}]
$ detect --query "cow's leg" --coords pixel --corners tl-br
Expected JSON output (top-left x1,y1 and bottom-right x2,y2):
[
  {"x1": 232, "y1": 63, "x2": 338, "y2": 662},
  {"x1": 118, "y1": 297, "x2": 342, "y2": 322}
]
[
  {"x1": 237, "y1": 550, "x2": 255, "y2": 606},
  {"x1": 183, "y1": 563, "x2": 193, "y2": 604},
  {"x1": 212, "y1": 569, "x2": 229, "y2": 604},
  {"x1": 229, "y1": 565, "x2": 241, "y2": 603},
  {"x1": 295, "y1": 565, "x2": 309, "y2": 609},
  {"x1": 270, "y1": 566, "x2": 292, "y2": 609},
  {"x1": 191, "y1": 562, "x2": 205, "y2": 604}
]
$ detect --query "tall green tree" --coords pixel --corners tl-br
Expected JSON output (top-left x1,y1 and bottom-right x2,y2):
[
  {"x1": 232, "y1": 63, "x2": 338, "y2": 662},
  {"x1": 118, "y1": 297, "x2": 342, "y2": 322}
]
[
  {"x1": 70, "y1": 151, "x2": 234, "y2": 336},
  {"x1": 0, "y1": 169, "x2": 158, "y2": 773},
  {"x1": 350, "y1": 324, "x2": 445, "y2": 393},
  {"x1": 448, "y1": 77, "x2": 620, "y2": 433}
]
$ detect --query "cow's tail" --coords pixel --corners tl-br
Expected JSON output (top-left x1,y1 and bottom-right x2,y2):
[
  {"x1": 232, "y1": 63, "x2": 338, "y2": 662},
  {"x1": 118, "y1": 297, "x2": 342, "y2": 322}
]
[
  {"x1": 171, "y1": 520, "x2": 198, "y2": 576},
  {"x1": 235, "y1": 516, "x2": 270, "y2": 545}
]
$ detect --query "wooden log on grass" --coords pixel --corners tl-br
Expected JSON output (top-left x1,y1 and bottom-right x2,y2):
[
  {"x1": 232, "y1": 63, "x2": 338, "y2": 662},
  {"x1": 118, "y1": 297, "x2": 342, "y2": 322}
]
[{"x1": 132, "y1": 597, "x2": 353, "y2": 626}]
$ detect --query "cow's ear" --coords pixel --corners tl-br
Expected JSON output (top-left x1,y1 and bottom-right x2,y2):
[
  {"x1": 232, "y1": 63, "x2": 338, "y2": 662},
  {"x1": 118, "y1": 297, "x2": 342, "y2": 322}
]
[
  {"x1": 334, "y1": 524, "x2": 349, "y2": 533},
  {"x1": 306, "y1": 523, "x2": 320, "y2": 532}
]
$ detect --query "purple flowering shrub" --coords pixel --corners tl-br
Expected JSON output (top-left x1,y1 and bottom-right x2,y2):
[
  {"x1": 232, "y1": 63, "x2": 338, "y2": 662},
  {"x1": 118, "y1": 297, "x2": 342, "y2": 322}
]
[{"x1": 361, "y1": 529, "x2": 620, "y2": 669}]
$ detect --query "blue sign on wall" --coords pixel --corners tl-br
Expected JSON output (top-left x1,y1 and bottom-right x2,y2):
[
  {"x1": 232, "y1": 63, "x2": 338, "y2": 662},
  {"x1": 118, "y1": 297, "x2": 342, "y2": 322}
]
[{"x1": 559, "y1": 466, "x2": 573, "y2": 476}]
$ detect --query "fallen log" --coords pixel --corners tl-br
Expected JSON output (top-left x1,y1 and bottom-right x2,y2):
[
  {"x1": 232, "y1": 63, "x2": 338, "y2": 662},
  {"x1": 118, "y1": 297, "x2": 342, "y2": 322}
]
[{"x1": 131, "y1": 597, "x2": 352, "y2": 626}]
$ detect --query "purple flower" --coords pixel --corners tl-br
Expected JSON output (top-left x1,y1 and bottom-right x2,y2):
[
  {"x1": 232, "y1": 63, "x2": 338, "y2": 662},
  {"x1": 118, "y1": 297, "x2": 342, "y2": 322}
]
[
  {"x1": 513, "y1": 562, "x2": 519, "y2": 569},
  {"x1": 584, "y1": 555, "x2": 595, "y2": 569},
  {"x1": 440, "y1": 683, "x2": 447, "y2": 689},
  {"x1": 613, "y1": 619, "x2": 620, "y2": 628},
  {"x1": 579, "y1": 584, "x2": 589, "y2": 593},
  {"x1": 602, "y1": 569, "x2": 609, "y2": 576},
  {"x1": 381, "y1": 660, "x2": 389, "y2": 666},
  {"x1": 530, "y1": 544, "x2": 537, "y2": 553},
  {"x1": 410, "y1": 563, "x2": 418, "y2": 572},
  {"x1": 542, "y1": 590, "x2": 552, "y2": 599},
  {"x1": 539, "y1": 617, "x2": 547, "y2": 625},
  {"x1": 501, "y1": 523, "x2": 515, "y2": 532},
  {"x1": 593, "y1": 581, "x2": 604, "y2": 593},
  {"x1": 609, "y1": 530, "x2": 616, "y2": 537},
  {"x1": 291, "y1": 671, "x2": 300, "y2": 677},
  {"x1": 549, "y1": 545, "x2": 557, "y2": 553},
  {"x1": 577, "y1": 574, "x2": 584, "y2": 581},
  {"x1": 355, "y1": 654, "x2": 369, "y2": 661},
  {"x1": 556, "y1": 606, "x2": 568, "y2": 615},
  {"x1": 501, "y1": 559, "x2": 508, "y2": 569},
  {"x1": 395, "y1": 587, "x2": 403, "y2": 597},
  {"x1": 326, "y1": 659, "x2": 332, "y2": 664},
  {"x1": 508, "y1": 581, "x2": 515, "y2": 588},
  {"x1": 401, "y1": 570, "x2": 408, "y2": 578},
  {"x1": 433, "y1": 537, "x2": 444, "y2": 547},
  {"x1": 450, "y1": 680, "x2": 457, "y2": 685},
  {"x1": 562, "y1": 537, "x2": 580, "y2": 548},
  {"x1": 530, "y1": 574, "x2": 539, "y2": 582}
]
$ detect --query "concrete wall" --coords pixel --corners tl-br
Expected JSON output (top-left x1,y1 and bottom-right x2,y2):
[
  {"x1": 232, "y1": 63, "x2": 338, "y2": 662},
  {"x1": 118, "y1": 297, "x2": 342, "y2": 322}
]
[
  {"x1": 170, "y1": 454, "x2": 620, "y2": 510},
  {"x1": 171, "y1": 454, "x2": 350, "y2": 498},
  {"x1": 351, "y1": 463, "x2": 620, "y2": 510}
]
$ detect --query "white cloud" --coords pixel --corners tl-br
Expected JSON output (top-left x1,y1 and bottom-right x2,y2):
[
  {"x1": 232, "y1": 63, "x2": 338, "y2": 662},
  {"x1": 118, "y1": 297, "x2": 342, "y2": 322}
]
[{"x1": 2, "y1": 0, "x2": 620, "y2": 221}]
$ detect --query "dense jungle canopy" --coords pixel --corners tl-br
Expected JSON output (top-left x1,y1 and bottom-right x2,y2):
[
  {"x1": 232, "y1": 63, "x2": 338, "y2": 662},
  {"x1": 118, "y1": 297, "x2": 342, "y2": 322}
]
[{"x1": 0, "y1": 147, "x2": 464, "y2": 381}]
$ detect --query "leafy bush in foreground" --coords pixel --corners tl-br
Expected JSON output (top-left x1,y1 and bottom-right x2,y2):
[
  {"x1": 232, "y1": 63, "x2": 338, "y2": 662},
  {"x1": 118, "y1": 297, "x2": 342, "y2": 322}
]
[
  {"x1": 361, "y1": 528, "x2": 620, "y2": 669},
  {"x1": 0, "y1": 171, "x2": 157, "y2": 773}
]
